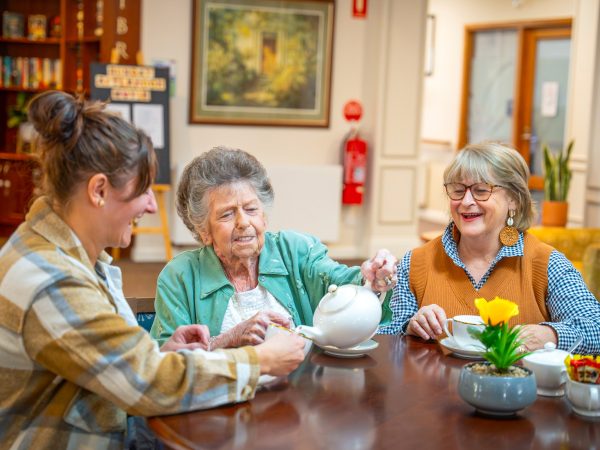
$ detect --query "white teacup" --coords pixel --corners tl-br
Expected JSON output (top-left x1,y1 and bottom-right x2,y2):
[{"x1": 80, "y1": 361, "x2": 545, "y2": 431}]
[
  {"x1": 265, "y1": 323, "x2": 312, "y2": 356},
  {"x1": 443, "y1": 315, "x2": 485, "y2": 349},
  {"x1": 566, "y1": 378, "x2": 600, "y2": 417},
  {"x1": 522, "y1": 346, "x2": 569, "y2": 396}
]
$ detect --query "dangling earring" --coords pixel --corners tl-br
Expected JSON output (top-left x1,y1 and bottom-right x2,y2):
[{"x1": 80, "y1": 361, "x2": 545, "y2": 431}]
[
  {"x1": 97, "y1": 198, "x2": 105, "y2": 207},
  {"x1": 499, "y1": 209, "x2": 518, "y2": 246}
]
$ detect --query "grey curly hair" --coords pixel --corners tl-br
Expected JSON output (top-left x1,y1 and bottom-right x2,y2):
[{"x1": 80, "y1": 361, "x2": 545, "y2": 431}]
[
  {"x1": 443, "y1": 142, "x2": 536, "y2": 231},
  {"x1": 177, "y1": 146, "x2": 274, "y2": 243}
]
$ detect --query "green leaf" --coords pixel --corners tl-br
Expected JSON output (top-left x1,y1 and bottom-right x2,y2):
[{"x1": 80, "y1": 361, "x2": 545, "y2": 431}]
[{"x1": 542, "y1": 140, "x2": 574, "y2": 202}]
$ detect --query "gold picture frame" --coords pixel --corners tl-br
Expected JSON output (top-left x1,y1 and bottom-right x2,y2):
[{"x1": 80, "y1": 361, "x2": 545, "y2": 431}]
[{"x1": 189, "y1": 0, "x2": 334, "y2": 127}]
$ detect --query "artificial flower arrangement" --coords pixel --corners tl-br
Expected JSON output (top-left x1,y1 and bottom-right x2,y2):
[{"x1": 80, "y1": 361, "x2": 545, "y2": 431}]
[{"x1": 468, "y1": 297, "x2": 530, "y2": 374}]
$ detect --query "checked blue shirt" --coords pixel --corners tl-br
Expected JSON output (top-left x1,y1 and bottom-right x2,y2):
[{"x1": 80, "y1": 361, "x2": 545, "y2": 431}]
[{"x1": 378, "y1": 224, "x2": 600, "y2": 354}]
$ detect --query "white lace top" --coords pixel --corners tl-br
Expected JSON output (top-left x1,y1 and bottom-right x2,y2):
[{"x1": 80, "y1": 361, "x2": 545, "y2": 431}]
[{"x1": 220, "y1": 285, "x2": 295, "y2": 333}]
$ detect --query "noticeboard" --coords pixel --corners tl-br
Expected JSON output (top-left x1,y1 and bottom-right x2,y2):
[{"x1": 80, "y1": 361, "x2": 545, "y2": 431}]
[{"x1": 90, "y1": 63, "x2": 170, "y2": 185}]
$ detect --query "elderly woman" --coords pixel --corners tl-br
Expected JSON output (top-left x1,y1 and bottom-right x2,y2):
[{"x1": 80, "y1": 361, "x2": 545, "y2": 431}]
[
  {"x1": 0, "y1": 92, "x2": 305, "y2": 449},
  {"x1": 150, "y1": 147, "x2": 397, "y2": 349},
  {"x1": 379, "y1": 142, "x2": 600, "y2": 354}
]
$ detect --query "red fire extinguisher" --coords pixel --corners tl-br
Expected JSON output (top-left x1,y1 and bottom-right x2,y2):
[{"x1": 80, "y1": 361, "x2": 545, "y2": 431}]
[
  {"x1": 342, "y1": 100, "x2": 366, "y2": 205},
  {"x1": 342, "y1": 130, "x2": 367, "y2": 204}
]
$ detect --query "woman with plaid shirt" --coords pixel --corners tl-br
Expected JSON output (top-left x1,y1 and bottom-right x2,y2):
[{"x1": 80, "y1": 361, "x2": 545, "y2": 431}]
[{"x1": 0, "y1": 91, "x2": 305, "y2": 450}]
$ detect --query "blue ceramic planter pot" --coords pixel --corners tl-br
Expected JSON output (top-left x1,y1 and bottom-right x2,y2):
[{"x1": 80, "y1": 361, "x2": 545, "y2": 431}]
[{"x1": 458, "y1": 362, "x2": 537, "y2": 417}]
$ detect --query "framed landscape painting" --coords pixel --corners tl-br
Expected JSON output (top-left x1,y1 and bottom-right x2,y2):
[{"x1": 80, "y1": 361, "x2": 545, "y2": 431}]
[{"x1": 189, "y1": 0, "x2": 334, "y2": 127}]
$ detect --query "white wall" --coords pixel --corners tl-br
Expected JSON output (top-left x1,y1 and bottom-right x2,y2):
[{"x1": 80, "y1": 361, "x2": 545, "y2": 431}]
[{"x1": 135, "y1": 0, "x2": 427, "y2": 261}]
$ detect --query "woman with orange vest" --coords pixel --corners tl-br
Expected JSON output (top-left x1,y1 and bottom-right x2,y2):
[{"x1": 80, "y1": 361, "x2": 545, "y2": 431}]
[{"x1": 378, "y1": 142, "x2": 600, "y2": 354}]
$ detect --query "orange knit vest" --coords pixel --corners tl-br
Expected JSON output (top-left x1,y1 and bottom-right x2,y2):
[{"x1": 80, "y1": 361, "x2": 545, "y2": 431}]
[{"x1": 409, "y1": 232, "x2": 552, "y2": 325}]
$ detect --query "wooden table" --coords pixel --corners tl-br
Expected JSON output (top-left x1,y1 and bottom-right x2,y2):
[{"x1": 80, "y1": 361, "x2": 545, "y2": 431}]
[{"x1": 149, "y1": 336, "x2": 600, "y2": 449}]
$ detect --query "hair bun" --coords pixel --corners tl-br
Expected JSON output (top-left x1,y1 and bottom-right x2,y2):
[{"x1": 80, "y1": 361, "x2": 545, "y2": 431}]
[{"x1": 28, "y1": 90, "x2": 85, "y2": 150}]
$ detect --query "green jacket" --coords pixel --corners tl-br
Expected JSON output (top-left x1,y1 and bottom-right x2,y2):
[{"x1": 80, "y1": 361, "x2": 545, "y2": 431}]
[{"x1": 151, "y1": 230, "x2": 392, "y2": 345}]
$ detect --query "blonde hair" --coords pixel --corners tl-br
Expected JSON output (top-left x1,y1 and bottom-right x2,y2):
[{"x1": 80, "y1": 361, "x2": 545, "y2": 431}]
[{"x1": 443, "y1": 142, "x2": 536, "y2": 231}]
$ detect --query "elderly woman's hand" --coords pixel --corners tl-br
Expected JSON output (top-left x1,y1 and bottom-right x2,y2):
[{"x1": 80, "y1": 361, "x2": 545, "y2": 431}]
[
  {"x1": 160, "y1": 324, "x2": 210, "y2": 352},
  {"x1": 210, "y1": 311, "x2": 292, "y2": 349},
  {"x1": 361, "y1": 248, "x2": 398, "y2": 292},
  {"x1": 518, "y1": 324, "x2": 558, "y2": 352},
  {"x1": 406, "y1": 304, "x2": 447, "y2": 341}
]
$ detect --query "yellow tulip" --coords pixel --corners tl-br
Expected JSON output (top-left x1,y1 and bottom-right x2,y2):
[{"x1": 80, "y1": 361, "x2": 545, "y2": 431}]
[{"x1": 474, "y1": 297, "x2": 519, "y2": 326}]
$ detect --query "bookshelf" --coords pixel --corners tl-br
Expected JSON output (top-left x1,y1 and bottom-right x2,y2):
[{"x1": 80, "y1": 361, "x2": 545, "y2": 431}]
[{"x1": 0, "y1": 0, "x2": 140, "y2": 237}]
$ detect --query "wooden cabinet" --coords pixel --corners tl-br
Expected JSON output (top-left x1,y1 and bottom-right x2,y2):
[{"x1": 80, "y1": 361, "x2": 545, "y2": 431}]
[{"x1": 0, "y1": 0, "x2": 140, "y2": 237}]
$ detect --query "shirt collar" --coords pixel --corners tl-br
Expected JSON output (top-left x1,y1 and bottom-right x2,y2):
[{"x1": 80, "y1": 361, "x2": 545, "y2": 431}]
[
  {"x1": 27, "y1": 196, "x2": 112, "y2": 271},
  {"x1": 198, "y1": 232, "x2": 289, "y2": 298},
  {"x1": 442, "y1": 222, "x2": 524, "y2": 267}
]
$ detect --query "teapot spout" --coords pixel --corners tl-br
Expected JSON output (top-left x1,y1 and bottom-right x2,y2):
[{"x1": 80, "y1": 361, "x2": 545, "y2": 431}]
[{"x1": 295, "y1": 325, "x2": 325, "y2": 346}]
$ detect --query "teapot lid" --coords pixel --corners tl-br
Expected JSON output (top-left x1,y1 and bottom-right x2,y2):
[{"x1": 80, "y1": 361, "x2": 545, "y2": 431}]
[{"x1": 318, "y1": 284, "x2": 359, "y2": 314}]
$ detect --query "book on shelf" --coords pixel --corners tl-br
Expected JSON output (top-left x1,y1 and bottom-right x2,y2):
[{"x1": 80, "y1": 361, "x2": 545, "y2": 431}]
[
  {"x1": 2, "y1": 11, "x2": 25, "y2": 38},
  {"x1": 0, "y1": 55, "x2": 61, "y2": 89},
  {"x1": 28, "y1": 15, "x2": 47, "y2": 40}
]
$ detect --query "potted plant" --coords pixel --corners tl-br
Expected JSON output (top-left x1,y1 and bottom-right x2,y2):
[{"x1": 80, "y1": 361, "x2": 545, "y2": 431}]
[
  {"x1": 541, "y1": 140, "x2": 574, "y2": 227},
  {"x1": 457, "y1": 297, "x2": 537, "y2": 417},
  {"x1": 7, "y1": 92, "x2": 36, "y2": 153}
]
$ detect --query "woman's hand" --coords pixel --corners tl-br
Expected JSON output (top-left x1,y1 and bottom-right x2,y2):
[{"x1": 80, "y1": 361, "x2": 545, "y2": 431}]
[
  {"x1": 254, "y1": 332, "x2": 305, "y2": 376},
  {"x1": 211, "y1": 311, "x2": 291, "y2": 349},
  {"x1": 361, "y1": 248, "x2": 398, "y2": 292},
  {"x1": 518, "y1": 324, "x2": 558, "y2": 352},
  {"x1": 406, "y1": 304, "x2": 447, "y2": 341},
  {"x1": 160, "y1": 324, "x2": 210, "y2": 352}
]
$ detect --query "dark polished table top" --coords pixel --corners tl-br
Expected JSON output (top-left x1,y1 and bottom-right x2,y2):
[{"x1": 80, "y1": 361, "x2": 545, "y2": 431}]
[{"x1": 149, "y1": 336, "x2": 600, "y2": 450}]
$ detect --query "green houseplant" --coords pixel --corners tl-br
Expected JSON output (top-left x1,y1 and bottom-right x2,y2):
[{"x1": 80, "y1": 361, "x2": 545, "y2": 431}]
[
  {"x1": 541, "y1": 140, "x2": 574, "y2": 226},
  {"x1": 7, "y1": 92, "x2": 36, "y2": 153},
  {"x1": 7, "y1": 92, "x2": 29, "y2": 129},
  {"x1": 457, "y1": 297, "x2": 537, "y2": 417}
]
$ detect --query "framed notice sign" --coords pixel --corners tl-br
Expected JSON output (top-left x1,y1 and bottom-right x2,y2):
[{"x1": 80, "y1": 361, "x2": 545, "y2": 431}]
[{"x1": 90, "y1": 63, "x2": 171, "y2": 185}]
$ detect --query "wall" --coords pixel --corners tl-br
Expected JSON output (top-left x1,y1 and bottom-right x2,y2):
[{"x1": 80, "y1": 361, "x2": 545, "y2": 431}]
[{"x1": 134, "y1": 0, "x2": 427, "y2": 261}]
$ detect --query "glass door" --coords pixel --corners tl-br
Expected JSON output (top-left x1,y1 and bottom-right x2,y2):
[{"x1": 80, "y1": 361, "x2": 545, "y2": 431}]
[{"x1": 518, "y1": 28, "x2": 571, "y2": 190}]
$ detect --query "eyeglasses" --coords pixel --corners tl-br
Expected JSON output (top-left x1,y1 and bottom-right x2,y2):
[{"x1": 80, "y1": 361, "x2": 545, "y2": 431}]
[{"x1": 444, "y1": 182, "x2": 504, "y2": 201}]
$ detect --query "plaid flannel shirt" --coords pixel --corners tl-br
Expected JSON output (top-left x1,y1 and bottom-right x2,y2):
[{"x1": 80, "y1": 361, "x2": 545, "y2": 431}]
[{"x1": 0, "y1": 197, "x2": 260, "y2": 450}]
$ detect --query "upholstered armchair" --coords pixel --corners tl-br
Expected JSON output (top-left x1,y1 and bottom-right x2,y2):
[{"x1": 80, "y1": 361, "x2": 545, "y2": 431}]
[{"x1": 528, "y1": 227, "x2": 600, "y2": 299}]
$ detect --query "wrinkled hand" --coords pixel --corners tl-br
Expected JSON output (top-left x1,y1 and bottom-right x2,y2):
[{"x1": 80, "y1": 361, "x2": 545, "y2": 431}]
[
  {"x1": 214, "y1": 311, "x2": 292, "y2": 349},
  {"x1": 518, "y1": 324, "x2": 557, "y2": 352},
  {"x1": 254, "y1": 332, "x2": 305, "y2": 376},
  {"x1": 406, "y1": 304, "x2": 447, "y2": 341},
  {"x1": 160, "y1": 324, "x2": 210, "y2": 352},
  {"x1": 361, "y1": 248, "x2": 398, "y2": 292}
]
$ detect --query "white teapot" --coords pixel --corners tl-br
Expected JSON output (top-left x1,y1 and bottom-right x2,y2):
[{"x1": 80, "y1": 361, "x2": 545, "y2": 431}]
[{"x1": 295, "y1": 284, "x2": 383, "y2": 349}]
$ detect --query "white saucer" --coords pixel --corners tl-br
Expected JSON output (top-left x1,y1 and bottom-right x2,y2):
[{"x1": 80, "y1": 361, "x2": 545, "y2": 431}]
[
  {"x1": 440, "y1": 337, "x2": 485, "y2": 359},
  {"x1": 318, "y1": 339, "x2": 379, "y2": 358}
]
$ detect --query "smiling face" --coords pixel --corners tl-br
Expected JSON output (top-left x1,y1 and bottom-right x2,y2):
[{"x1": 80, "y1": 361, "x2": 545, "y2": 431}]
[
  {"x1": 104, "y1": 178, "x2": 157, "y2": 248},
  {"x1": 199, "y1": 181, "x2": 267, "y2": 266},
  {"x1": 449, "y1": 179, "x2": 517, "y2": 243}
]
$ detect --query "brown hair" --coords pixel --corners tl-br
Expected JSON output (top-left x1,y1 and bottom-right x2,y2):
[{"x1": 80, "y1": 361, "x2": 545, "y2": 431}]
[{"x1": 28, "y1": 90, "x2": 156, "y2": 204}]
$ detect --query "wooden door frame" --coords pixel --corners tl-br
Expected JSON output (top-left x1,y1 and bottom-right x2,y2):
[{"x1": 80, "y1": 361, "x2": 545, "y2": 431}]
[
  {"x1": 458, "y1": 19, "x2": 572, "y2": 187},
  {"x1": 517, "y1": 26, "x2": 571, "y2": 190}
]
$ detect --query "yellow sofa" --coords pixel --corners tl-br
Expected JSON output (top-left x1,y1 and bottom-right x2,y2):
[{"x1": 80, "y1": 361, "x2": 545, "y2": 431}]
[{"x1": 528, "y1": 227, "x2": 600, "y2": 299}]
